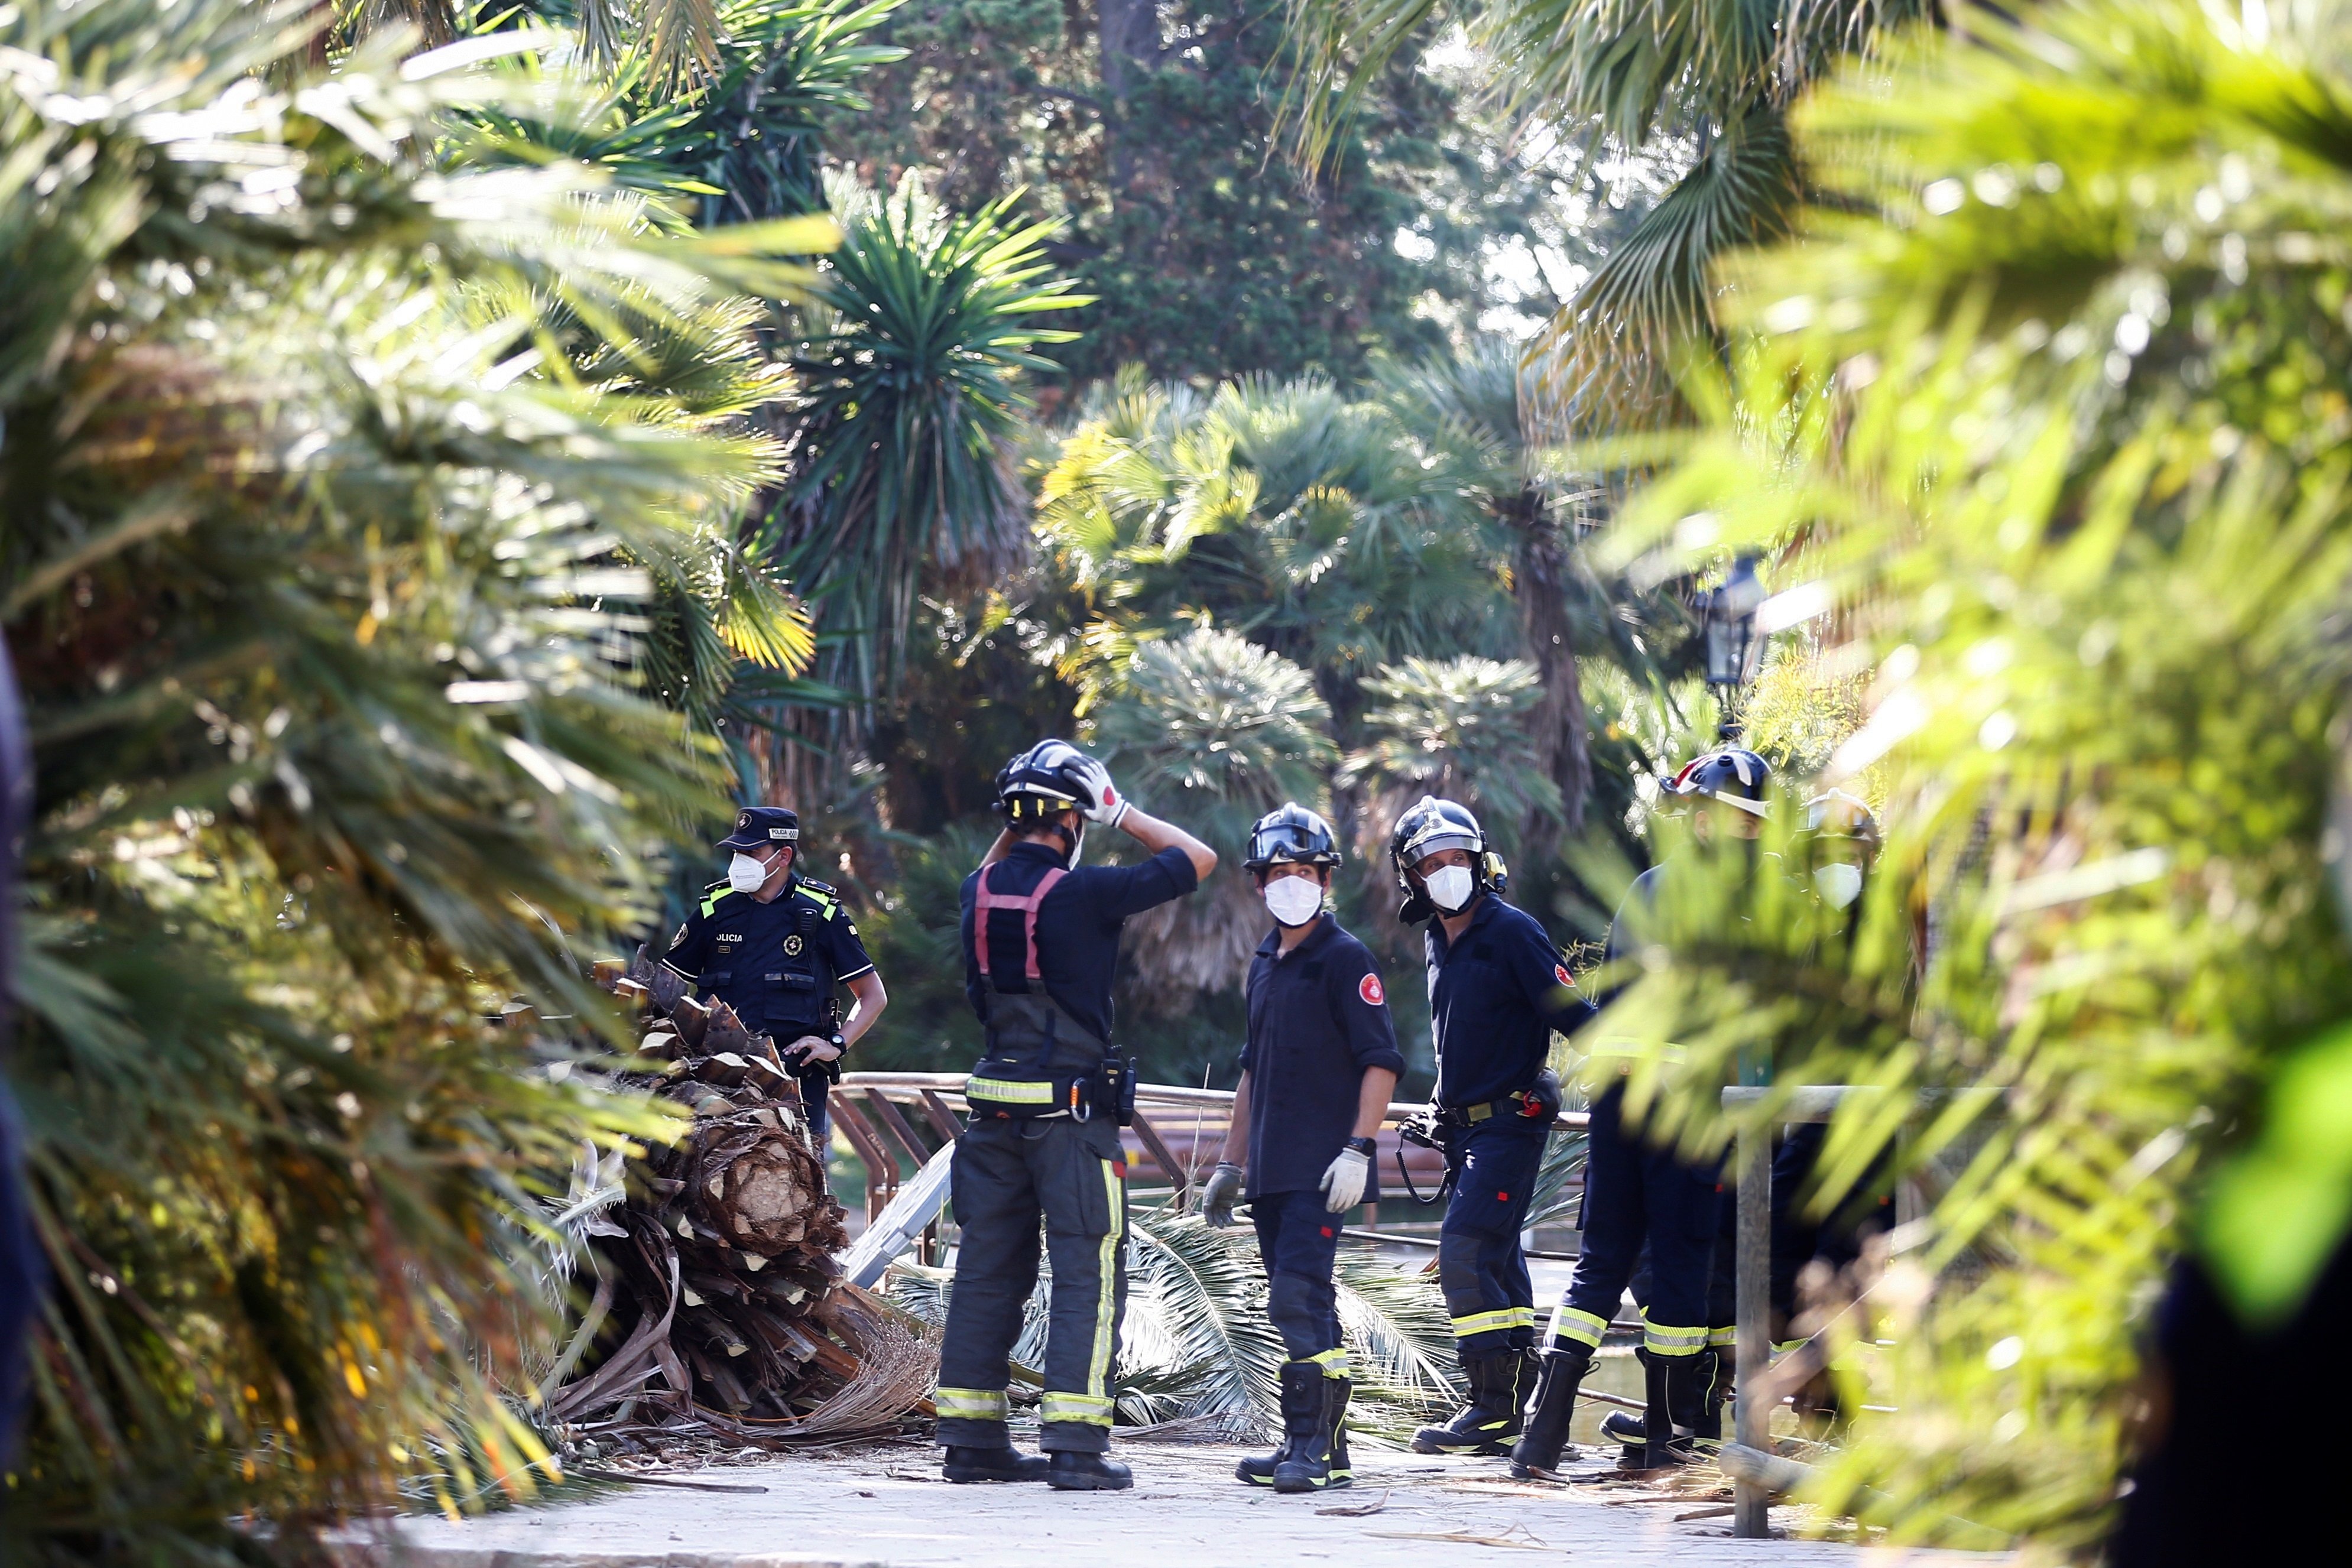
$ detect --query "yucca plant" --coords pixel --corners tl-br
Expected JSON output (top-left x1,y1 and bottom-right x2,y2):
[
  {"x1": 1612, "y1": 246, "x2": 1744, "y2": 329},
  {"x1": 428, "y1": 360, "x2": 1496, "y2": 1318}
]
[
  {"x1": 780, "y1": 174, "x2": 1090, "y2": 699},
  {"x1": 1582, "y1": 0, "x2": 2352, "y2": 1548},
  {"x1": 0, "y1": 1, "x2": 823, "y2": 1559}
]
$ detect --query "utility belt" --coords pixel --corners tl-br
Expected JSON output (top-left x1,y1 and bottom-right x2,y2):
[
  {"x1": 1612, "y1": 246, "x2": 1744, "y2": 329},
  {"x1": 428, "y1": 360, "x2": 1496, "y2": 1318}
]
[
  {"x1": 1434, "y1": 1068, "x2": 1564, "y2": 1129},
  {"x1": 965, "y1": 990, "x2": 1134, "y2": 1125},
  {"x1": 964, "y1": 1059, "x2": 1136, "y2": 1125}
]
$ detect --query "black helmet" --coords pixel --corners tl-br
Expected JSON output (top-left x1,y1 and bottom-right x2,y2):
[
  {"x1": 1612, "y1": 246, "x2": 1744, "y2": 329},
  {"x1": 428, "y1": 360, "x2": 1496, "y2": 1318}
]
[
  {"x1": 1387, "y1": 796, "x2": 1507, "y2": 920},
  {"x1": 1663, "y1": 748, "x2": 1772, "y2": 819},
  {"x1": 1244, "y1": 803, "x2": 1341, "y2": 871},
  {"x1": 994, "y1": 738, "x2": 1092, "y2": 829},
  {"x1": 1803, "y1": 789, "x2": 1879, "y2": 844}
]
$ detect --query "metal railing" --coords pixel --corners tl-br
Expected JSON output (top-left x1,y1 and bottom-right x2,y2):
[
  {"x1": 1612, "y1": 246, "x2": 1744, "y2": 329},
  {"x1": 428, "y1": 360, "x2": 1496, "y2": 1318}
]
[{"x1": 833, "y1": 1070, "x2": 1588, "y2": 1224}]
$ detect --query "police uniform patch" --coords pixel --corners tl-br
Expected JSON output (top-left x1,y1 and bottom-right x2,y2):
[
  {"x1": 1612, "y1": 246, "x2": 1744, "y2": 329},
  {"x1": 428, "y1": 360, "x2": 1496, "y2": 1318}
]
[
  {"x1": 1358, "y1": 972, "x2": 1384, "y2": 1006},
  {"x1": 1554, "y1": 963, "x2": 1575, "y2": 988},
  {"x1": 671, "y1": 923, "x2": 687, "y2": 949},
  {"x1": 783, "y1": 933, "x2": 804, "y2": 957}
]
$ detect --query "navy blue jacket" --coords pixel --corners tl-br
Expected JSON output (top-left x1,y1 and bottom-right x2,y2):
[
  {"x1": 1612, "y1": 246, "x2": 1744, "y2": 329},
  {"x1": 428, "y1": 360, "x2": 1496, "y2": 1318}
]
[
  {"x1": 1238, "y1": 916, "x2": 1407, "y2": 1199},
  {"x1": 663, "y1": 875, "x2": 874, "y2": 1038},
  {"x1": 1425, "y1": 894, "x2": 1593, "y2": 1109},
  {"x1": 959, "y1": 840, "x2": 1200, "y2": 1043}
]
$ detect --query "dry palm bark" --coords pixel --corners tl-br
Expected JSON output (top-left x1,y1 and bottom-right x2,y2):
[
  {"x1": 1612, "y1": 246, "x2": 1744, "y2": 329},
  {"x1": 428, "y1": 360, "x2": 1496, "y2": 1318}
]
[{"x1": 545, "y1": 953, "x2": 936, "y2": 1449}]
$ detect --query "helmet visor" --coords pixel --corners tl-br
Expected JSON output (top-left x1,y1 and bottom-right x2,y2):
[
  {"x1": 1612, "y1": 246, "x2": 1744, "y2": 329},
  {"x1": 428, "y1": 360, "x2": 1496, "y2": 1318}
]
[
  {"x1": 1247, "y1": 820, "x2": 1334, "y2": 867},
  {"x1": 1399, "y1": 825, "x2": 1481, "y2": 866}
]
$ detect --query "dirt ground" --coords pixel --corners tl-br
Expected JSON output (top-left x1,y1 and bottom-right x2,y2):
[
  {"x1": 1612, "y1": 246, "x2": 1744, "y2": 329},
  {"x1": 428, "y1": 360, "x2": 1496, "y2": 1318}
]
[{"x1": 360, "y1": 1438, "x2": 2010, "y2": 1568}]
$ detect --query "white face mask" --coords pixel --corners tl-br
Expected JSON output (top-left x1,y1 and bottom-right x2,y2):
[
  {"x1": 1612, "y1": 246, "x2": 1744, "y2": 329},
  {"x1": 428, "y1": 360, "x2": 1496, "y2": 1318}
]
[
  {"x1": 1263, "y1": 875, "x2": 1323, "y2": 928},
  {"x1": 728, "y1": 852, "x2": 770, "y2": 894},
  {"x1": 1814, "y1": 861, "x2": 1863, "y2": 909},
  {"x1": 1423, "y1": 863, "x2": 1475, "y2": 914}
]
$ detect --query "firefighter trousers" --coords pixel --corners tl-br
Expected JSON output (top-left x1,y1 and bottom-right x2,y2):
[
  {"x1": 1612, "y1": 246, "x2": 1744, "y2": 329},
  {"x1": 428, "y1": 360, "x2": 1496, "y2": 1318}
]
[
  {"x1": 1547, "y1": 1082, "x2": 1722, "y2": 1363},
  {"x1": 935, "y1": 1116, "x2": 1129, "y2": 1454},
  {"x1": 1437, "y1": 1118, "x2": 1550, "y2": 1355}
]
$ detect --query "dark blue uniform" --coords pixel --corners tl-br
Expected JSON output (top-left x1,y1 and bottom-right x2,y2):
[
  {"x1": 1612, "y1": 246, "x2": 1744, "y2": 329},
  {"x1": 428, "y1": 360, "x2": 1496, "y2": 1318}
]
[
  {"x1": 1238, "y1": 916, "x2": 1406, "y2": 1361},
  {"x1": 1547, "y1": 865, "x2": 1724, "y2": 1366},
  {"x1": 935, "y1": 840, "x2": 1201, "y2": 1457},
  {"x1": 1426, "y1": 895, "x2": 1591, "y2": 1355},
  {"x1": 663, "y1": 874, "x2": 873, "y2": 1145}
]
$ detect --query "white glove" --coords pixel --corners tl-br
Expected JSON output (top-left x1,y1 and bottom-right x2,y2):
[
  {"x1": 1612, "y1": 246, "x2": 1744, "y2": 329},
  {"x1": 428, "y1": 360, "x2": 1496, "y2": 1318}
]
[
  {"x1": 1069, "y1": 755, "x2": 1130, "y2": 829},
  {"x1": 1201, "y1": 1162, "x2": 1244, "y2": 1228},
  {"x1": 1319, "y1": 1146, "x2": 1371, "y2": 1214}
]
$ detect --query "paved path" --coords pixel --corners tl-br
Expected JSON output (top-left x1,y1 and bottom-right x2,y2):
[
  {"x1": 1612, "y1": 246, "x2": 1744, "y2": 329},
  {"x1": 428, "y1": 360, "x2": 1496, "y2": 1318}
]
[{"x1": 365, "y1": 1442, "x2": 2004, "y2": 1568}]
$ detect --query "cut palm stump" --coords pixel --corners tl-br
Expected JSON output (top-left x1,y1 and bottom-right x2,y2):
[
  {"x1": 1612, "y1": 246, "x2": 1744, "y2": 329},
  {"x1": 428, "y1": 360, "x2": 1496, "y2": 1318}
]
[{"x1": 544, "y1": 952, "x2": 937, "y2": 1451}]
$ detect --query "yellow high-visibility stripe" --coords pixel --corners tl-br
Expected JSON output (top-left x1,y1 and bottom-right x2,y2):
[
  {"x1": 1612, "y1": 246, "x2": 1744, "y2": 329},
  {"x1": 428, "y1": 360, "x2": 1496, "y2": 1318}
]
[
  {"x1": 1451, "y1": 1306, "x2": 1535, "y2": 1337},
  {"x1": 935, "y1": 1387, "x2": 1009, "y2": 1421},
  {"x1": 1040, "y1": 1391, "x2": 1115, "y2": 1427},
  {"x1": 1086, "y1": 1157, "x2": 1124, "y2": 1405},
  {"x1": 1546, "y1": 1305, "x2": 1610, "y2": 1350},
  {"x1": 1641, "y1": 1310, "x2": 1708, "y2": 1357},
  {"x1": 965, "y1": 1076, "x2": 1056, "y2": 1103},
  {"x1": 1707, "y1": 1325, "x2": 1737, "y2": 1348},
  {"x1": 1309, "y1": 1346, "x2": 1351, "y2": 1379}
]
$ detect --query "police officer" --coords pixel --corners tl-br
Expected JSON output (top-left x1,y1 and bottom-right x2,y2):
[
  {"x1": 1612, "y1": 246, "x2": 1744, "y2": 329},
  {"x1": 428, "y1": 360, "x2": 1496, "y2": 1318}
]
[
  {"x1": 935, "y1": 741, "x2": 1216, "y2": 1491},
  {"x1": 1388, "y1": 797, "x2": 1589, "y2": 1456},
  {"x1": 662, "y1": 807, "x2": 887, "y2": 1152},
  {"x1": 1513, "y1": 748, "x2": 1769, "y2": 1478},
  {"x1": 1199, "y1": 804, "x2": 1405, "y2": 1494}
]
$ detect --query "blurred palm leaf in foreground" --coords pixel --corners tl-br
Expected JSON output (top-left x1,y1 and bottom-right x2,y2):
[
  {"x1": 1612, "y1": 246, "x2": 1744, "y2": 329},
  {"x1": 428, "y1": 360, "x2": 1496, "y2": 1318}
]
[
  {"x1": 1591, "y1": 0, "x2": 2352, "y2": 1547},
  {"x1": 0, "y1": 1, "x2": 814, "y2": 1558}
]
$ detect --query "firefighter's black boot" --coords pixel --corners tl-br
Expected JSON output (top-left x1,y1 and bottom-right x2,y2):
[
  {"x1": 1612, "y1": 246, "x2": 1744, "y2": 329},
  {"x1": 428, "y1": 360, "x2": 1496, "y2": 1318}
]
[
  {"x1": 1613, "y1": 1349, "x2": 1701, "y2": 1470},
  {"x1": 1411, "y1": 1349, "x2": 1524, "y2": 1454},
  {"x1": 1232, "y1": 1420, "x2": 1292, "y2": 1486},
  {"x1": 943, "y1": 1444, "x2": 1050, "y2": 1483},
  {"x1": 1508, "y1": 1343, "x2": 1592, "y2": 1478},
  {"x1": 1326, "y1": 1374, "x2": 1355, "y2": 1485},
  {"x1": 1046, "y1": 1451, "x2": 1133, "y2": 1491},
  {"x1": 1272, "y1": 1361, "x2": 1345, "y2": 1493}
]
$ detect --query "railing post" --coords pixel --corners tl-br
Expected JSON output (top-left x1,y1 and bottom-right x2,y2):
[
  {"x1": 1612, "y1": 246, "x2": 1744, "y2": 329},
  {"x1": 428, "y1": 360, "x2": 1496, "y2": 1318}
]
[{"x1": 1734, "y1": 1116, "x2": 1772, "y2": 1538}]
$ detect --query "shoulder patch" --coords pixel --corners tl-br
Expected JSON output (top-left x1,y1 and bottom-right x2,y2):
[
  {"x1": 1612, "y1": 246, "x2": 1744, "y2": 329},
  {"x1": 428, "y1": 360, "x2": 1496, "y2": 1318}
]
[
  {"x1": 1358, "y1": 972, "x2": 1386, "y2": 1007},
  {"x1": 1554, "y1": 963, "x2": 1576, "y2": 989}
]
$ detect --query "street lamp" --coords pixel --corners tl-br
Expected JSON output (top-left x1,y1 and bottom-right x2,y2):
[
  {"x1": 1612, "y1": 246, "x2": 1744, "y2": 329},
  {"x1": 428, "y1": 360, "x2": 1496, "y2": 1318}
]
[{"x1": 1695, "y1": 553, "x2": 1765, "y2": 738}]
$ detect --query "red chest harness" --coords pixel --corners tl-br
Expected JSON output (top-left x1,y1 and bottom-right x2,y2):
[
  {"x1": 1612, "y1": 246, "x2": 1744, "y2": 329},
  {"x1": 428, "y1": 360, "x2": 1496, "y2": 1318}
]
[{"x1": 973, "y1": 862, "x2": 1067, "y2": 985}]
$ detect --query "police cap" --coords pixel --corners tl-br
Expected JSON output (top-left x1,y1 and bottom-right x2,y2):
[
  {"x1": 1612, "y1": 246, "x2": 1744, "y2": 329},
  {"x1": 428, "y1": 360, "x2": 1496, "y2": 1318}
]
[{"x1": 716, "y1": 806, "x2": 802, "y2": 852}]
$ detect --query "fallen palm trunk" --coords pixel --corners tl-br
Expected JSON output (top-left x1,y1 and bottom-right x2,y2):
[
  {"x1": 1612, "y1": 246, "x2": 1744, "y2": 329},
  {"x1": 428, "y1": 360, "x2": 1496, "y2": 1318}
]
[{"x1": 543, "y1": 953, "x2": 937, "y2": 1450}]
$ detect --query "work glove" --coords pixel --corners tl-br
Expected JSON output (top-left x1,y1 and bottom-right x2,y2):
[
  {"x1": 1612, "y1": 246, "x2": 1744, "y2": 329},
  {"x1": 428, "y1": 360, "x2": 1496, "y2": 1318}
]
[
  {"x1": 1068, "y1": 755, "x2": 1131, "y2": 830},
  {"x1": 1319, "y1": 1146, "x2": 1371, "y2": 1214},
  {"x1": 1200, "y1": 1162, "x2": 1244, "y2": 1228}
]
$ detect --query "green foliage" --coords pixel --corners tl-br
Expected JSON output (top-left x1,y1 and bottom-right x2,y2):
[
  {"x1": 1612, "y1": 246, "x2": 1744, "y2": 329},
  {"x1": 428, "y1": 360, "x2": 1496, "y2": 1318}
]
[
  {"x1": 826, "y1": 0, "x2": 1565, "y2": 384},
  {"x1": 1095, "y1": 629, "x2": 1337, "y2": 847},
  {"x1": 0, "y1": 1, "x2": 809, "y2": 1555},
  {"x1": 1277, "y1": 0, "x2": 1932, "y2": 426},
  {"x1": 1585, "y1": 0, "x2": 2352, "y2": 1546},
  {"x1": 781, "y1": 174, "x2": 1089, "y2": 691},
  {"x1": 466, "y1": 0, "x2": 909, "y2": 223},
  {"x1": 1342, "y1": 654, "x2": 1561, "y2": 835}
]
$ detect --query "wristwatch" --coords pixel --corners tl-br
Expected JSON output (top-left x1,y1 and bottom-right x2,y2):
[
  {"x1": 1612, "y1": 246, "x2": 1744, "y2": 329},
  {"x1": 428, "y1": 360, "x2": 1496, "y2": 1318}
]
[
  {"x1": 1345, "y1": 1136, "x2": 1377, "y2": 1157},
  {"x1": 828, "y1": 1031, "x2": 846, "y2": 1054}
]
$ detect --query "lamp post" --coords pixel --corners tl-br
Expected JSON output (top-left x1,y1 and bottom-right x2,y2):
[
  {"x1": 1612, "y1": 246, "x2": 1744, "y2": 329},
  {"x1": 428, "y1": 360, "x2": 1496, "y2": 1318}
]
[{"x1": 1695, "y1": 553, "x2": 1765, "y2": 739}]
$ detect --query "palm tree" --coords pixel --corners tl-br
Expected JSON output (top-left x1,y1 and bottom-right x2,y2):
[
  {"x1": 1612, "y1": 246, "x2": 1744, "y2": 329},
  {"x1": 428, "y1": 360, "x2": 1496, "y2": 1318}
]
[
  {"x1": 1587, "y1": 0, "x2": 2352, "y2": 1546},
  {"x1": 0, "y1": 1, "x2": 813, "y2": 1556},
  {"x1": 1279, "y1": 0, "x2": 1935, "y2": 429},
  {"x1": 777, "y1": 176, "x2": 1089, "y2": 709}
]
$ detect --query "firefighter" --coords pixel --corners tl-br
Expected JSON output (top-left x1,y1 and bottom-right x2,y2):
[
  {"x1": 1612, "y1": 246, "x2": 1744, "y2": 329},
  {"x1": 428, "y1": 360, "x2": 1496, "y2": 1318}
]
[
  {"x1": 1199, "y1": 803, "x2": 1405, "y2": 1494},
  {"x1": 661, "y1": 806, "x2": 887, "y2": 1153},
  {"x1": 1513, "y1": 748, "x2": 1770, "y2": 1477},
  {"x1": 933, "y1": 741, "x2": 1216, "y2": 1491},
  {"x1": 1387, "y1": 797, "x2": 1591, "y2": 1456}
]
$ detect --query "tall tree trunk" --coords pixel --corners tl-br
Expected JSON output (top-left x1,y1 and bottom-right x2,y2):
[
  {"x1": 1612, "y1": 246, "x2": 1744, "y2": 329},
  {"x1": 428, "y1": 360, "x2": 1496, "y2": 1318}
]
[
  {"x1": 1095, "y1": 0, "x2": 1160, "y2": 204},
  {"x1": 1508, "y1": 488, "x2": 1591, "y2": 858}
]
